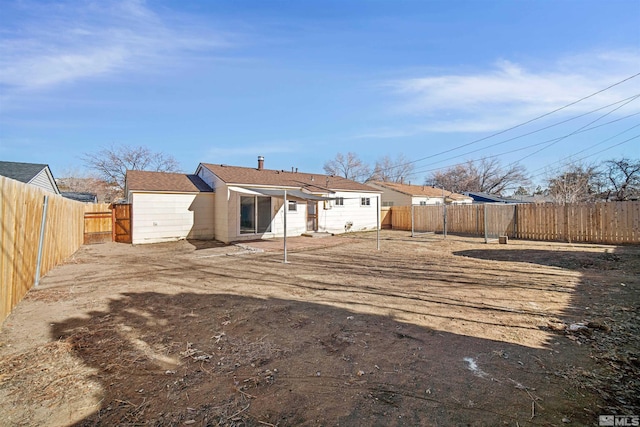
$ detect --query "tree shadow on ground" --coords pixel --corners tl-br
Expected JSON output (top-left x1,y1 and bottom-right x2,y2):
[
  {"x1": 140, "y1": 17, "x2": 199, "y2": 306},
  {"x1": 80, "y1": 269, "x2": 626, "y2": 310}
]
[{"x1": 49, "y1": 292, "x2": 598, "y2": 427}]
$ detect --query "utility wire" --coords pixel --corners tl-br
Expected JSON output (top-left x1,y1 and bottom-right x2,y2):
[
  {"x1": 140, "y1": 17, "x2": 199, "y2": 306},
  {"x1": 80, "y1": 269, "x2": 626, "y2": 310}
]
[
  {"x1": 366, "y1": 113, "x2": 640, "y2": 180},
  {"x1": 374, "y1": 71, "x2": 640, "y2": 172},
  {"x1": 528, "y1": 126, "x2": 640, "y2": 179},
  {"x1": 409, "y1": 99, "x2": 640, "y2": 171},
  {"x1": 507, "y1": 94, "x2": 640, "y2": 166}
]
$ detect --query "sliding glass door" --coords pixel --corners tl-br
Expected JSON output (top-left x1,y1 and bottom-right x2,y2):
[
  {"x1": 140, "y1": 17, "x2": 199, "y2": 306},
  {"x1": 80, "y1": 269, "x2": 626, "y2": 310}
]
[{"x1": 240, "y1": 196, "x2": 272, "y2": 234}]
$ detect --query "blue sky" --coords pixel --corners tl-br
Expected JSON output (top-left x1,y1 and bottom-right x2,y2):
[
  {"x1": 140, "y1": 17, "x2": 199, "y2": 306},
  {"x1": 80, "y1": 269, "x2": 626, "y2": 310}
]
[{"x1": 1, "y1": 0, "x2": 639, "y2": 187}]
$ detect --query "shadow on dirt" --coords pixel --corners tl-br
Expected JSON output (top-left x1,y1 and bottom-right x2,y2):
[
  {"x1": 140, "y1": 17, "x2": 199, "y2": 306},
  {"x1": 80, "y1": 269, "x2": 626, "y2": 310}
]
[
  {"x1": 454, "y1": 248, "x2": 626, "y2": 271},
  {"x1": 51, "y1": 291, "x2": 598, "y2": 426},
  {"x1": 456, "y1": 245, "x2": 640, "y2": 415}
]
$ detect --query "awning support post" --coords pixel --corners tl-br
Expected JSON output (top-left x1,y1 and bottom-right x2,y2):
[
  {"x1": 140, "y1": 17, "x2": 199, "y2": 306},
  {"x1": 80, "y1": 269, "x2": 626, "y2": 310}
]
[
  {"x1": 283, "y1": 189, "x2": 288, "y2": 263},
  {"x1": 376, "y1": 196, "x2": 380, "y2": 251}
]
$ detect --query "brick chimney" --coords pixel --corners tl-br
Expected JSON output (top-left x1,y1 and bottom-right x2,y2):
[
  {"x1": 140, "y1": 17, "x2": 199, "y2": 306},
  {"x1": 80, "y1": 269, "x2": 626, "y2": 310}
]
[{"x1": 257, "y1": 156, "x2": 264, "y2": 170}]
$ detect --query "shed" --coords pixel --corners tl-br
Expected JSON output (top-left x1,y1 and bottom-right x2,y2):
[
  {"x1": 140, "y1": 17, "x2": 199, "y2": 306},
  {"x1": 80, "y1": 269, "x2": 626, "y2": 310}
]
[{"x1": 125, "y1": 171, "x2": 215, "y2": 244}]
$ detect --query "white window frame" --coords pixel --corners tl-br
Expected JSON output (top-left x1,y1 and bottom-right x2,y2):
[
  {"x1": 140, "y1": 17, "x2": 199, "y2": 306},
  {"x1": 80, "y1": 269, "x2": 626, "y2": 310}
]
[
  {"x1": 334, "y1": 197, "x2": 344, "y2": 207},
  {"x1": 288, "y1": 200, "x2": 298, "y2": 212},
  {"x1": 361, "y1": 197, "x2": 371, "y2": 206}
]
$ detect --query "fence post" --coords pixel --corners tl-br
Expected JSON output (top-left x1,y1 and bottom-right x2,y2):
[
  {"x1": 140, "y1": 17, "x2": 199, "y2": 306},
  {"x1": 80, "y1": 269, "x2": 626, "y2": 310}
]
[
  {"x1": 34, "y1": 195, "x2": 49, "y2": 287},
  {"x1": 564, "y1": 203, "x2": 571, "y2": 243}
]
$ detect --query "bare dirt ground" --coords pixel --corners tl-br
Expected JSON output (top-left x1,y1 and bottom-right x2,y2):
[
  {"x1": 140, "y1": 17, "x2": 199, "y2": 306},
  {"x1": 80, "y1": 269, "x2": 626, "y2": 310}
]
[{"x1": 0, "y1": 231, "x2": 638, "y2": 426}]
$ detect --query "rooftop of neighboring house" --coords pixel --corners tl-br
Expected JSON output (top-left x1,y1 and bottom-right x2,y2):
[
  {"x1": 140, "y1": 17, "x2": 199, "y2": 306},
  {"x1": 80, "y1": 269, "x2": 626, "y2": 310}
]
[
  {"x1": 60, "y1": 192, "x2": 98, "y2": 203},
  {"x1": 126, "y1": 170, "x2": 213, "y2": 193},
  {"x1": 0, "y1": 160, "x2": 50, "y2": 183},
  {"x1": 369, "y1": 181, "x2": 472, "y2": 201},
  {"x1": 199, "y1": 160, "x2": 379, "y2": 193},
  {"x1": 463, "y1": 192, "x2": 523, "y2": 203}
]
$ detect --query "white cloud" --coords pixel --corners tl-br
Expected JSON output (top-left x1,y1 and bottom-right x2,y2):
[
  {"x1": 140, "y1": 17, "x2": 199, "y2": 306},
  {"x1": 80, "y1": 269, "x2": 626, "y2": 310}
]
[
  {"x1": 0, "y1": 0, "x2": 234, "y2": 91},
  {"x1": 386, "y1": 50, "x2": 640, "y2": 133}
]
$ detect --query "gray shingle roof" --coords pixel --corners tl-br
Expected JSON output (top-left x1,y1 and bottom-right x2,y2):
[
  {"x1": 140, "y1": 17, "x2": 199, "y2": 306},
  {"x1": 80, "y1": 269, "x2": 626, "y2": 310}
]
[{"x1": 0, "y1": 161, "x2": 48, "y2": 183}]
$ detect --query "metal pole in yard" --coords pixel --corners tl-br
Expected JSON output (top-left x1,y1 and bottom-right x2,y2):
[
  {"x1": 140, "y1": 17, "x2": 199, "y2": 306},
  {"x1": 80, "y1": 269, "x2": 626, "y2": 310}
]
[
  {"x1": 376, "y1": 196, "x2": 380, "y2": 250},
  {"x1": 283, "y1": 190, "x2": 288, "y2": 263},
  {"x1": 443, "y1": 202, "x2": 447, "y2": 239},
  {"x1": 34, "y1": 195, "x2": 49, "y2": 287},
  {"x1": 484, "y1": 203, "x2": 489, "y2": 243},
  {"x1": 411, "y1": 204, "x2": 415, "y2": 238}
]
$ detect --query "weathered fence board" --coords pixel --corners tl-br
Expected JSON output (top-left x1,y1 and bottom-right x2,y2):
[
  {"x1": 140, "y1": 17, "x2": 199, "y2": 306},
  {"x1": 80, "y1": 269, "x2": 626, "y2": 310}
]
[
  {"x1": 0, "y1": 176, "x2": 84, "y2": 324},
  {"x1": 391, "y1": 201, "x2": 640, "y2": 245}
]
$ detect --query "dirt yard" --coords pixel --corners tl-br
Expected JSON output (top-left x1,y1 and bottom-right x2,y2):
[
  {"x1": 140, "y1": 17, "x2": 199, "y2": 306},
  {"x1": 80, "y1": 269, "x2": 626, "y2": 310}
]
[{"x1": 0, "y1": 231, "x2": 638, "y2": 426}]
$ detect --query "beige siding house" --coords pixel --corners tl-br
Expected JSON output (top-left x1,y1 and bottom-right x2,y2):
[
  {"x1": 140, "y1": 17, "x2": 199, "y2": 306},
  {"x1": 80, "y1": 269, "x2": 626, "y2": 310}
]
[
  {"x1": 125, "y1": 157, "x2": 381, "y2": 245},
  {"x1": 368, "y1": 181, "x2": 472, "y2": 206},
  {"x1": 125, "y1": 171, "x2": 215, "y2": 244},
  {"x1": 196, "y1": 158, "x2": 381, "y2": 243}
]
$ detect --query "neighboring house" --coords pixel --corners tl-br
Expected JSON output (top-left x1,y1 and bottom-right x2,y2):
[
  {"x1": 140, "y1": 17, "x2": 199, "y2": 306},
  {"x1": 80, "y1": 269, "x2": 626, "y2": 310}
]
[
  {"x1": 368, "y1": 181, "x2": 473, "y2": 206},
  {"x1": 124, "y1": 157, "x2": 381, "y2": 245},
  {"x1": 61, "y1": 192, "x2": 98, "y2": 203},
  {"x1": 125, "y1": 171, "x2": 215, "y2": 244},
  {"x1": 463, "y1": 192, "x2": 523, "y2": 204},
  {"x1": 195, "y1": 157, "x2": 381, "y2": 244},
  {"x1": 0, "y1": 161, "x2": 60, "y2": 194}
]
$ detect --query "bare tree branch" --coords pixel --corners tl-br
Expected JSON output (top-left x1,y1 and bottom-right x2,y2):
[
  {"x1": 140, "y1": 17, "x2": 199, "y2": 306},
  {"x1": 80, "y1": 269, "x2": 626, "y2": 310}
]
[
  {"x1": 82, "y1": 144, "x2": 181, "y2": 197},
  {"x1": 426, "y1": 159, "x2": 529, "y2": 195},
  {"x1": 602, "y1": 157, "x2": 640, "y2": 201},
  {"x1": 323, "y1": 152, "x2": 370, "y2": 182},
  {"x1": 369, "y1": 154, "x2": 415, "y2": 183}
]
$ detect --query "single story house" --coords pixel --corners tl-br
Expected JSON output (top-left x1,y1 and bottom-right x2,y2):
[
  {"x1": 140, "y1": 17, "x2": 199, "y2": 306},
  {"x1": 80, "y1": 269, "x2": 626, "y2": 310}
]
[
  {"x1": 125, "y1": 157, "x2": 381, "y2": 244},
  {"x1": 125, "y1": 171, "x2": 215, "y2": 244},
  {"x1": 0, "y1": 161, "x2": 60, "y2": 194},
  {"x1": 368, "y1": 181, "x2": 473, "y2": 206}
]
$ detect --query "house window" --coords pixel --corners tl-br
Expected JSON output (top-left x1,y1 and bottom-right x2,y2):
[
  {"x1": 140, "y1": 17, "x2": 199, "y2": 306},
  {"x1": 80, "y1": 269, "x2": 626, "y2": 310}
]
[
  {"x1": 419, "y1": 201, "x2": 427, "y2": 206},
  {"x1": 382, "y1": 201, "x2": 394, "y2": 207},
  {"x1": 361, "y1": 197, "x2": 371, "y2": 206},
  {"x1": 288, "y1": 200, "x2": 297, "y2": 212},
  {"x1": 335, "y1": 197, "x2": 344, "y2": 206},
  {"x1": 240, "y1": 196, "x2": 271, "y2": 234}
]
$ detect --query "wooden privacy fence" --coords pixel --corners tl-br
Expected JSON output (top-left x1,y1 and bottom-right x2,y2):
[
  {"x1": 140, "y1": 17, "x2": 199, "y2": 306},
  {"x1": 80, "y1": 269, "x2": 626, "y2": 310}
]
[
  {"x1": 391, "y1": 201, "x2": 640, "y2": 244},
  {"x1": 1, "y1": 176, "x2": 84, "y2": 324},
  {"x1": 84, "y1": 203, "x2": 113, "y2": 244}
]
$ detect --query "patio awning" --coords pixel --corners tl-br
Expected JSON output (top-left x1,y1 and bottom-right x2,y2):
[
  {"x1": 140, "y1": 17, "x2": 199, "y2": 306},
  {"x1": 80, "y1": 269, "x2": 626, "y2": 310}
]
[{"x1": 228, "y1": 186, "x2": 336, "y2": 201}]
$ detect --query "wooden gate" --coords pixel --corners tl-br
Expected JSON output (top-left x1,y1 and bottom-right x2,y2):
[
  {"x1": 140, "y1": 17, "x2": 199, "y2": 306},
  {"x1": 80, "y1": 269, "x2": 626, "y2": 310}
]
[
  {"x1": 112, "y1": 203, "x2": 132, "y2": 243},
  {"x1": 84, "y1": 203, "x2": 113, "y2": 244}
]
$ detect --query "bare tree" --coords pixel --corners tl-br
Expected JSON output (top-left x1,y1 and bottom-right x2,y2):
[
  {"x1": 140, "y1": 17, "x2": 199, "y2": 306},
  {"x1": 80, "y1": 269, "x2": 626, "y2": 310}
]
[
  {"x1": 601, "y1": 157, "x2": 640, "y2": 201},
  {"x1": 56, "y1": 168, "x2": 121, "y2": 202},
  {"x1": 369, "y1": 154, "x2": 415, "y2": 183},
  {"x1": 323, "y1": 152, "x2": 370, "y2": 182},
  {"x1": 546, "y1": 163, "x2": 601, "y2": 204},
  {"x1": 426, "y1": 159, "x2": 529, "y2": 195},
  {"x1": 83, "y1": 144, "x2": 181, "y2": 196}
]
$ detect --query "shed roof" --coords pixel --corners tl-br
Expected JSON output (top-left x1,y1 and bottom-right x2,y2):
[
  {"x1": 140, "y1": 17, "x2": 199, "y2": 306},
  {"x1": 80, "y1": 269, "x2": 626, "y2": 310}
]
[
  {"x1": 199, "y1": 163, "x2": 378, "y2": 193},
  {"x1": 369, "y1": 181, "x2": 472, "y2": 201},
  {"x1": 0, "y1": 161, "x2": 49, "y2": 183},
  {"x1": 126, "y1": 170, "x2": 213, "y2": 193}
]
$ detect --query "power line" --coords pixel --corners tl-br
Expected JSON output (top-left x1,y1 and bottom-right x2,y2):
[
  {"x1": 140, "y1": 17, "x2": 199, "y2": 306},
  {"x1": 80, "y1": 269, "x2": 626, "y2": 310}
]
[
  {"x1": 507, "y1": 94, "x2": 640, "y2": 165},
  {"x1": 367, "y1": 112, "x2": 640, "y2": 180},
  {"x1": 409, "y1": 97, "x2": 640, "y2": 171},
  {"x1": 379, "y1": 71, "x2": 640, "y2": 171},
  {"x1": 529, "y1": 127, "x2": 640, "y2": 179}
]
